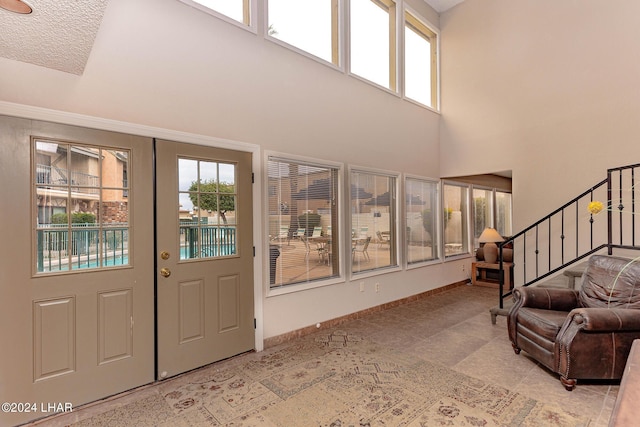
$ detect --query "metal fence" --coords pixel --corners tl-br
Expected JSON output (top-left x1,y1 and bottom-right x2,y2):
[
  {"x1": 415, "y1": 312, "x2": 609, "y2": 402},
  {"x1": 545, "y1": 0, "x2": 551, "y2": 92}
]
[{"x1": 36, "y1": 224, "x2": 128, "y2": 272}]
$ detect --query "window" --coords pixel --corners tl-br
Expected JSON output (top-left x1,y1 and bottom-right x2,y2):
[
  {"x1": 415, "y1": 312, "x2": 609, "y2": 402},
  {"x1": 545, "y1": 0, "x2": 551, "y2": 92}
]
[
  {"x1": 180, "y1": 0, "x2": 251, "y2": 27},
  {"x1": 350, "y1": 0, "x2": 396, "y2": 90},
  {"x1": 472, "y1": 187, "x2": 494, "y2": 246},
  {"x1": 178, "y1": 158, "x2": 238, "y2": 260},
  {"x1": 267, "y1": 0, "x2": 340, "y2": 65},
  {"x1": 351, "y1": 170, "x2": 397, "y2": 273},
  {"x1": 267, "y1": 156, "x2": 340, "y2": 288},
  {"x1": 404, "y1": 9, "x2": 437, "y2": 108},
  {"x1": 496, "y1": 191, "x2": 513, "y2": 237},
  {"x1": 34, "y1": 140, "x2": 130, "y2": 273},
  {"x1": 406, "y1": 177, "x2": 439, "y2": 264},
  {"x1": 443, "y1": 182, "x2": 470, "y2": 257}
]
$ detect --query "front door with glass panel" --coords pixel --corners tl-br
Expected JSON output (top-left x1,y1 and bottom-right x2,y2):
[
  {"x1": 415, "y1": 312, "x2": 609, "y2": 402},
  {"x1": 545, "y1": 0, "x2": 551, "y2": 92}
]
[
  {"x1": 0, "y1": 116, "x2": 155, "y2": 426},
  {"x1": 155, "y1": 139, "x2": 254, "y2": 378}
]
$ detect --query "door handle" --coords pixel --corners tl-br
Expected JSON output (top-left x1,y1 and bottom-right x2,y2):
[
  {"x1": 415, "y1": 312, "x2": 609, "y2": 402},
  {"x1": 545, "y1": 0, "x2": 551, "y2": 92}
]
[
  {"x1": 160, "y1": 268, "x2": 171, "y2": 278},
  {"x1": 160, "y1": 251, "x2": 170, "y2": 260}
]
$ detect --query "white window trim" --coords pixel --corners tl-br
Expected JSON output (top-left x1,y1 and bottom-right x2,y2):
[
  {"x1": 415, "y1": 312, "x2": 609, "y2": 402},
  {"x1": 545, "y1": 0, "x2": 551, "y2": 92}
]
[
  {"x1": 264, "y1": 151, "x2": 346, "y2": 297},
  {"x1": 404, "y1": 173, "x2": 443, "y2": 269},
  {"x1": 177, "y1": 0, "x2": 258, "y2": 35},
  {"x1": 348, "y1": 164, "x2": 402, "y2": 279}
]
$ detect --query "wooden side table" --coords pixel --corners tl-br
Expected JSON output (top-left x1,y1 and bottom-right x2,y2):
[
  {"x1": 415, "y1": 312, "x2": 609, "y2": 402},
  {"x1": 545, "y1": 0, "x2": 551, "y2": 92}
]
[{"x1": 471, "y1": 261, "x2": 513, "y2": 289}]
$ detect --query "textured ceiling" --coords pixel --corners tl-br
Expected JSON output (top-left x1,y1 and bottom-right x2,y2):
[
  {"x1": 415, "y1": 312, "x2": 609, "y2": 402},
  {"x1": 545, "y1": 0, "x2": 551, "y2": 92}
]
[
  {"x1": 0, "y1": 0, "x2": 109, "y2": 75},
  {"x1": 0, "y1": 0, "x2": 460, "y2": 76}
]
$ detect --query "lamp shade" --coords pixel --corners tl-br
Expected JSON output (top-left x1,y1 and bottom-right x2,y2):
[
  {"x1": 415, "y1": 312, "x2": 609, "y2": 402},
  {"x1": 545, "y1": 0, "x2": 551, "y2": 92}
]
[
  {"x1": 478, "y1": 227, "x2": 504, "y2": 243},
  {"x1": 478, "y1": 228, "x2": 504, "y2": 264}
]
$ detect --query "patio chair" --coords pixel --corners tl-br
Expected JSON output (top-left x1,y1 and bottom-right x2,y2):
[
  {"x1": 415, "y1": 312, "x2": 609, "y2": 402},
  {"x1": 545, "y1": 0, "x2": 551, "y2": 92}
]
[
  {"x1": 352, "y1": 236, "x2": 371, "y2": 262},
  {"x1": 295, "y1": 228, "x2": 306, "y2": 239},
  {"x1": 271, "y1": 225, "x2": 290, "y2": 244},
  {"x1": 312, "y1": 227, "x2": 322, "y2": 238},
  {"x1": 376, "y1": 231, "x2": 390, "y2": 248},
  {"x1": 301, "y1": 236, "x2": 311, "y2": 260}
]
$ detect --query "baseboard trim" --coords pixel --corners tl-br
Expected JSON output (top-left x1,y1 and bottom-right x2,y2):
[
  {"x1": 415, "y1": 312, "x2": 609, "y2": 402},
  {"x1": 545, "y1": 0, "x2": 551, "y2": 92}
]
[{"x1": 263, "y1": 280, "x2": 468, "y2": 349}]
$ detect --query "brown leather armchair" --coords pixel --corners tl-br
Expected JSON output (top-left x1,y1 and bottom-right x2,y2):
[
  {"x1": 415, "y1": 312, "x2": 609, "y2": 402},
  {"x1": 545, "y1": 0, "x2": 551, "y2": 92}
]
[{"x1": 508, "y1": 254, "x2": 640, "y2": 390}]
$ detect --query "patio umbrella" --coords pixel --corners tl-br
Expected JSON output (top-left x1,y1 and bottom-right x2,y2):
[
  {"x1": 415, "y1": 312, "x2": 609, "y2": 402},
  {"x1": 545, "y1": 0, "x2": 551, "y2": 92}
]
[
  {"x1": 292, "y1": 178, "x2": 373, "y2": 201},
  {"x1": 364, "y1": 191, "x2": 425, "y2": 206}
]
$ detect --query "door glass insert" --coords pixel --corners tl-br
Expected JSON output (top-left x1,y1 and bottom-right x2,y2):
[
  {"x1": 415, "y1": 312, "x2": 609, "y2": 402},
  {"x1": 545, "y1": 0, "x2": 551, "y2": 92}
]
[
  {"x1": 34, "y1": 141, "x2": 130, "y2": 273},
  {"x1": 178, "y1": 158, "x2": 238, "y2": 260}
]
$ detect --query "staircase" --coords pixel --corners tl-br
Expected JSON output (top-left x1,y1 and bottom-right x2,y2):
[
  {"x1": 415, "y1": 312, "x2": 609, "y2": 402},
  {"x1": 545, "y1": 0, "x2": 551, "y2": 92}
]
[{"x1": 491, "y1": 163, "x2": 640, "y2": 322}]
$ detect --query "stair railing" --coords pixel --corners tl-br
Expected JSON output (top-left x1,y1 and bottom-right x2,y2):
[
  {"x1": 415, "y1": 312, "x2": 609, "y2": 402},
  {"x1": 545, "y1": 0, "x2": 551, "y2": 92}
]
[{"x1": 497, "y1": 163, "x2": 640, "y2": 309}]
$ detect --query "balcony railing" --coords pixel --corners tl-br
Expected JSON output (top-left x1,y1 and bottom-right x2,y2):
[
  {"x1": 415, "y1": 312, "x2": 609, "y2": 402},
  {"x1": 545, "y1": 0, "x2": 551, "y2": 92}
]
[{"x1": 36, "y1": 164, "x2": 99, "y2": 194}]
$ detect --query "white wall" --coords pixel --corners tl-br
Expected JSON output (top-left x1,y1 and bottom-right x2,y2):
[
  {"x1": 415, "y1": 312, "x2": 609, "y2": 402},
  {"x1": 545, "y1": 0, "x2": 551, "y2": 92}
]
[
  {"x1": 439, "y1": 0, "x2": 640, "y2": 230},
  {"x1": 0, "y1": 0, "x2": 467, "y2": 341}
]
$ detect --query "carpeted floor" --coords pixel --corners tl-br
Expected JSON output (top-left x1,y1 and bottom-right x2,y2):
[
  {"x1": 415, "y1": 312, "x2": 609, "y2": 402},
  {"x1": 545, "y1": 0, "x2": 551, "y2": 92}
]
[{"x1": 30, "y1": 285, "x2": 615, "y2": 426}]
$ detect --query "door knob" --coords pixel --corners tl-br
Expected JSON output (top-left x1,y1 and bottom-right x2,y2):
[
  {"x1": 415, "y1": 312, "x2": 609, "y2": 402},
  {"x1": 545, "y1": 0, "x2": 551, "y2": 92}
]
[
  {"x1": 160, "y1": 268, "x2": 171, "y2": 278},
  {"x1": 160, "y1": 251, "x2": 170, "y2": 260}
]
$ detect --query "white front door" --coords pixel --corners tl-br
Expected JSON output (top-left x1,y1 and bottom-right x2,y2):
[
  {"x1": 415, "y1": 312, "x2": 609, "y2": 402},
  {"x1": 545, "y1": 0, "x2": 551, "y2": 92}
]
[
  {"x1": 155, "y1": 139, "x2": 255, "y2": 378},
  {"x1": 0, "y1": 116, "x2": 155, "y2": 426}
]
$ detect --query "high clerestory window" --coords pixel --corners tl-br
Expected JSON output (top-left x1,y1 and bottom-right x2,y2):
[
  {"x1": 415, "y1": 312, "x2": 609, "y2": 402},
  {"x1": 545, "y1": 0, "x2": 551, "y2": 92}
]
[
  {"x1": 404, "y1": 9, "x2": 438, "y2": 108},
  {"x1": 180, "y1": 0, "x2": 253, "y2": 29},
  {"x1": 267, "y1": 0, "x2": 340, "y2": 66},
  {"x1": 349, "y1": 0, "x2": 397, "y2": 90},
  {"x1": 178, "y1": 0, "x2": 439, "y2": 110}
]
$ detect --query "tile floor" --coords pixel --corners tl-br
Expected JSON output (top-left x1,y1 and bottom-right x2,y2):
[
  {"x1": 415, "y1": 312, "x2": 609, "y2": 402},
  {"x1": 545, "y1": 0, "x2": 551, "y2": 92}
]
[{"x1": 25, "y1": 285, "x2": 617, "y2": 426}]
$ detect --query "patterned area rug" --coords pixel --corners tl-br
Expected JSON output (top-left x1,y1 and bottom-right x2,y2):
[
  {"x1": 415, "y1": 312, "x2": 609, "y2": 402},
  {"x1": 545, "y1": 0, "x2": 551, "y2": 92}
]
[{"x1": 72, "y1": 330, "x2": 590, "y2": 426}]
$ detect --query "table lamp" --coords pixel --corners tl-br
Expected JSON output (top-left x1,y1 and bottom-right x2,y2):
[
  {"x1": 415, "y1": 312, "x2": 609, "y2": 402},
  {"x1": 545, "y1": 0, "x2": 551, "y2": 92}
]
[{"x1": 478, "y1": 227, "x2": 504, "y2": 264}]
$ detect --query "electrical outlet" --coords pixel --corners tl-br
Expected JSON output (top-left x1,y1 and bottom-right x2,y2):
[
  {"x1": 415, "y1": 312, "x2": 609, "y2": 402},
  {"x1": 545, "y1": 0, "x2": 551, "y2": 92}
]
[
  {"x1": 359, "y1": 282, "x2": 365, "y2": 292},
  {"x1": 375, "y1": 283, "x2": 380, "y2": 293}
]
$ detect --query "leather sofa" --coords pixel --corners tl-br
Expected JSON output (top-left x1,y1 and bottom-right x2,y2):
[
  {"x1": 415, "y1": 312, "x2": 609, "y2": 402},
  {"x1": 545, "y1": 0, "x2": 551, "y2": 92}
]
[{"x1": 507, "y1": 254, "x2": 640, "y2": 390}]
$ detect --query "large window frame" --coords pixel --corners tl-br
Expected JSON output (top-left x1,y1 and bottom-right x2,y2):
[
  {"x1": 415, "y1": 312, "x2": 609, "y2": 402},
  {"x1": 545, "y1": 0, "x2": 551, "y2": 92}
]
[
  {"x1": 405, "y1": 175, "x2": 440, "y2": 266},
  {"x1": 442, "y1": 181, "x2": 471, "y2": 258},
  {"x1": 495, "y1": 190, "x2": 513, "y2": 237},
  {"x1": 349, "y1": 0, "x2": 398, "y2": 91},
  {"x1": 472, "y1": 186, "x2": 494, "y2": 247},
  {"x1": 266, "y1": 0, "x2": 341, "y2": 67},
  {"x1": 470, "y1": 186, "x2": 513, "y2": 246},
  {"x1": 266, "y1": 154, "x2": 343, "y2": 294},
  {"x1": 403, "y1": 7, "x2": 438, "y2": 109},
  {"x1": 350, "y1": 167, "x2": 400, "y2": 275}
]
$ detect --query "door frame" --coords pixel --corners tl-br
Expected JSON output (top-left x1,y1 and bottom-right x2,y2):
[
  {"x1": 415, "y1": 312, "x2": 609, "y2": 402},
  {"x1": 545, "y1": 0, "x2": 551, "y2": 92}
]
[{"x1": 1, "y1": 102, "x2": 266, "y2": 354}]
